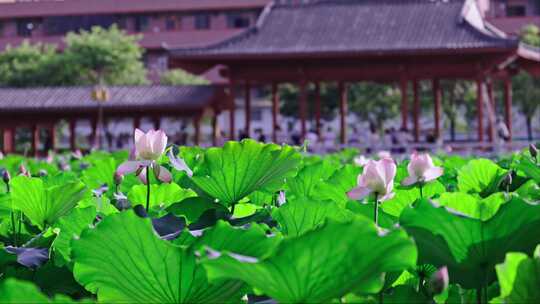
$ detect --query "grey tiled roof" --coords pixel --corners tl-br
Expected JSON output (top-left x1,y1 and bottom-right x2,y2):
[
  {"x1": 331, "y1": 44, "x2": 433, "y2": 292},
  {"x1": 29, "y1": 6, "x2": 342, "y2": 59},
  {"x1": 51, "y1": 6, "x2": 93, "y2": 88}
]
[
  {"x1": 0, "y1": 85, "x2": 217, "y2": 114},
  {"x1": 171, "y1": 0, "x2": 517, "y2": 58}
]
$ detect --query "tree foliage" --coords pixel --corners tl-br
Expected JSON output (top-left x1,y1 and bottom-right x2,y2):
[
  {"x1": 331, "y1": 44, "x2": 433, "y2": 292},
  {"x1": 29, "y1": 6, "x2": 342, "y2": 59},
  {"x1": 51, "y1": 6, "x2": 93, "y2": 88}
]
[
  {"x1": 521, "y1": 24, "x2": 540, "y2": 47},
  {"x1": 0, "y1": 26, "x2": 148, "y2": 87},
  {"x1": 160, "y1": 69, "x2": 209, "y2": 85},
  {"x1": 512, "y1": 72, "x2": 540, "y2": 140}
]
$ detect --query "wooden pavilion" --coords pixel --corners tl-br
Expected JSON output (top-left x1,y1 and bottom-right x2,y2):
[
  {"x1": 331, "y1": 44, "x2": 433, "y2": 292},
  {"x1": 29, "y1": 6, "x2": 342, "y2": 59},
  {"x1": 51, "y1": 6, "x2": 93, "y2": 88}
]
[
  {"x1": 0, "y1": 85, "x2": 226, "y2": 155},
  {"x1": 170, "y1": 0, "x2": 540, "y2": 144}
]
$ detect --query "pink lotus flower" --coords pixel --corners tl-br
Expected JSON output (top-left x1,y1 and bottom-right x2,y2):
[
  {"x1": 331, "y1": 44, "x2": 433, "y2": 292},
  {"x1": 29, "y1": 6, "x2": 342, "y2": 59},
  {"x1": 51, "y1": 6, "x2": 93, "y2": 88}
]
[
  {"x1": 401, "y1": 152, "x2": 443, "y2": 186},
  {"x1": 116, "y1": 129, "x2": 171, "y2": 184},
  {"x1": 347, "y1": 158, "x2": 396, "y2": 202},
  {"x1": 354, "y1": 155, "x2": 370, "y2": 167},
  {"x1": 428, "y1": 266, "x2": 449, "y2": 295}
]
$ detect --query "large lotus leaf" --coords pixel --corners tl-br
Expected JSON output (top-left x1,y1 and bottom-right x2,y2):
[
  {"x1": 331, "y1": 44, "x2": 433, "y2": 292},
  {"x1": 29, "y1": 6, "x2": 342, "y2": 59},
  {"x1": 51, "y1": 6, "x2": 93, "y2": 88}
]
[
  {"x1": 457, "y1": 159, "x2": 505, "y2": 196},
  {"x1": 0, "y1": 192, "x2": 11, "y2": 218},
  {"x1": 72, "y1": 210, "x2": 243, "y2": 303},
  {"x1": 191, "y1": 140, "x2": 301, "y2": 206},
  {"x1": 313, "y1": 164, "x2": 361, "y2": 207},
  {"x1": 202, "y1": 218, "x2": 417, "y2": 303},
  {"x1": 494, "y1": 246, "x2": 540, "y2": 303},
  {"x1": 167, "y1": 197, "x2": 229, "y2": 224},
  {"x1": 81, "y1": 157, "x2": 116, "y2": 192},
  {"x1": 52, "y1": 206, "x2": 97, "y2": 266},
  {"x1": 0, "y1": 278, "x2": 87, "y2": 303},
  {"x1": 285, "y1": 159, "x2": 336, "y2": 199},
  {"x1": 247, "y1": 190, "x2": 273, "y2": 206},
  {"x1": 515, "y1": 179, "x2": 540, "y2": 201},
  {"x1": 436, "y1": 192, "x2": 507, "y2": 221},
  {"x1": 382, "y1": 181, "x2": 446, "y2": 217},
  {"x1": 193, "y1": 220, "x2": 280, "y2": 258},
  {"x1": 515, "y1": 157, "x2": 540, "y2": 184},
  {"x1": 127, "y1": 183, "x2": 196, "y2": 210},
  {"x1": 272, "y1": 197, "x2": 355, "y2": 237},
  {"x1": 400, "y1": 197, "x2": 540, "y2": 289},
  {"x1": 10, "y1": 176, "x2": 88, "y2": 229}
]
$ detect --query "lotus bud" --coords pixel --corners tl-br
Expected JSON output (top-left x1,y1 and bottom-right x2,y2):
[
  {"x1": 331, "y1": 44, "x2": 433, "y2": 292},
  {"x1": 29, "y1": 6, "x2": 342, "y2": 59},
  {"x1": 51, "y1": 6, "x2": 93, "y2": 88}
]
[
  {"x1": 501, "y1": 171, "x2": 513, "y2": 190},
  {"x1": 530, "y1": 144, "x2": 538, "y2": 160},
  {"x1": 347, "y1": 158, "x2": 397, "y2": 202},
  {"x1": 18, "y1": 165, "x2": 30, "y2": 177},
  {"x1": 114, "y1": 172, "x2": 124, "y2": 186},
  {"x1": 428, "y1": 266, "x2": 449, "y2": 295},
  {"x1": 2, "y1": 170, "x2": 11, "y2": 184},
  {"x1": 38, "y1": 169, "x2": 48, "y2": 177}
]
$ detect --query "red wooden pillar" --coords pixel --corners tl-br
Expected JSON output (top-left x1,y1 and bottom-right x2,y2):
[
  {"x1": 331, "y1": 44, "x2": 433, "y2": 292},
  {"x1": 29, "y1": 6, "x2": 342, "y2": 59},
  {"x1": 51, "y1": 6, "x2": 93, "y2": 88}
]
[
  {"x1": 433, "y1": 79, "x2": 442, "y2": 140},
  {"x1": 244, "y1": 81, "x2": 251, "y2": 137},
  {"x1": 413, "y1": 80, "x2": 420, "y2": 142},
  {"x1": 153, "y1": 117, "x2": 161, "y2": 130},
  {"x1": 69, "y1": 120, "x2": 76, "y2": 151},
  {"x1": 314, "y1": 82, "x2": 322, "y2": 135},
  {"x1": 476, "y1": 78, "x2": 484, "y2": 142},
  {"x1": 211, "y1": 113, "x2": 218, "y2": 146},
  {"x1": 2, "y1": 128, "x2": 15, "y2": 154},
  {"x1": 504, "y1": 78, "x2": 513, "y2": 141},
  {"x1": 487, "y1": 81, "x2": 495, "y2": 142},
  {"x1": 271, "y1": 82, "x2": 279, "y2": 143},
  {"x1": 49, "y1": 123, "x2": 56, "y2": 152},
  {"x1": 400, "y1": 78, "x2": 409, "y2": 130},
  {"x1": 133, "y1": 116, "x2": 141, "y2": 130},
  {"x1": 229, "y1": 80, "x2": 236, "y2": 140},
  {"x1": 32, "y1": 124, "x2": 40, "y2": 157},
  {"x1": 299, "y1": 80, "x2": 308, "y2": 139},
  {"x1": 339, "y1": 81, "x2": 348, "y2": 145},
  {"x1": 90, "y1": 118, "x2": 98, "y2": 148},
  {"x1": 193, "y1": 115, "x2": 201, "y2": 146}
]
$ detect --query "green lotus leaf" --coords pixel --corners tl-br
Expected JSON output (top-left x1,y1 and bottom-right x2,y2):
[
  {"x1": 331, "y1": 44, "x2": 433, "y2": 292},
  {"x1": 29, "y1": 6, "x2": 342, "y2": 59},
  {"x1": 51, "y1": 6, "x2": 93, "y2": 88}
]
[
  {"x1": 515, "y1": 157, "x2": 540, "y2": 184},
  {"x1": 167, "y1": 197, "x2": 228, "y2": 224},
  {"x1": 494, "y1": 245, "x2": 540, "y2": 303},
  {"x1": 127, "y1": 183, "x2": 196, "y2": 210},
  {"x1": 72, "y1": 210, "x2": 243, "y2": 303},
  {"x1": 81, "y1": 157, "x2": 116, "y2": 192},
  {"x1": 193, "y1": 220, "x2": 280, "y2": 258},
  {"x1": 191, "y1": 140, "x2": 301, "y2": 206},
  {"x1": 52, "y1": 206, "x2": 96, "y2": 267},
  {"x1": 247, "y1": 190, "x2": 274, "y2": 206},
  {"x1": 202, "y1": 218, "x2": 417, "y2": 303},
  {"x1": 286, "y1": 159, "x2": 337, "y2": 199},
  {"x1": 0, "y1": 278, "x2": 88, "y2": 303},
  {"x1": 382, "y1": 181, "x2": 446, "y2": 217},
  {"x1": 10, "y1": 176, "x2": 88, "y2": 229},
  {"x1": 400, "y1": 197, "x2": 540, "y2": 289},
  {"x1": 313, "y1": 164, "x2": 362, "y2": 207},
  {"x1": 272, "y1": 197, "x2": 355, "y2": 237},
  {"x1": 436, "y1": 192, "x2": 507, "y2": 221},
  {"x1": 457, "y1": 159, "x2": 506, "y2": 196}
]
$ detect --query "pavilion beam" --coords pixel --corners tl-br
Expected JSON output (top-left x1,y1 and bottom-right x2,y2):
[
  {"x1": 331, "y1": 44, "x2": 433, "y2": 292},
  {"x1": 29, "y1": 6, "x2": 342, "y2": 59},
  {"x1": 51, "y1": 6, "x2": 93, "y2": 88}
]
[
  {"x1": 476, "y1": 78, "x2": 484, "y2": 142},
  {"x1": 244, "y1": 81, "x2": 252, "y2": 137},
  {"x1": 271, "y1": 82, "x2": 279, "y2": 143},
  {"x1": 314, "y1": 82, "x2": 322, "y2": 135},
  {"x1": 433, "y1": 79, "x2": 442, "y2": 140},
  {"x1": 413, "y1": 80, "x2": 420, "y2": 142},
  {"x1": 2, "y1": 128, "x2": 15, "y2": 154},
  {"x1": 339, "y1": 81, "x2": 348, "y2": 145},
  {"x1": 229, "y1": 79, "x2": 236, "y2": 140},
  {"x1": 400, "y1": 78, "x2": 409, "y2": 130},
  {"x1": 299, "y1": 80, "x2": 308, "y2": 140},
  {"x1": 504, "y1": 78, "x2": 513, "y2": 141},
  {"x1": 32, "y1": 124, "x2": 40, "y2": 158},
  {"x1": 69, "y1": 120, "x2": 76, "y2": 151}
]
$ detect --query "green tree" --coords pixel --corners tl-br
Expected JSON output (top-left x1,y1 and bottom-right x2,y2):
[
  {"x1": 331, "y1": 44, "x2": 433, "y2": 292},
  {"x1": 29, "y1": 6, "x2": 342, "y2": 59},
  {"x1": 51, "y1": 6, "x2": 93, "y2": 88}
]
[
  {"x1": 0, "y1": 41, "x2": 68, "y2": 87},
  {"x1": 63, "y1": 25, "x2": 148, "y2": 85},
  {"x1": 160, "y1": 69, "x2": 209, "y2": 85},
  {"x1": 441, "y1": 80, "x2": 476, "y2": 141},
  {"x1": 521, "y1": 24, "x2": 540, "y2": 47},
  {"x1": 513, "y1": 72, "x2": 540, "y2": 141},
  {"x1": 348, "y1": 82, "x2": 400, "y2": 131}
]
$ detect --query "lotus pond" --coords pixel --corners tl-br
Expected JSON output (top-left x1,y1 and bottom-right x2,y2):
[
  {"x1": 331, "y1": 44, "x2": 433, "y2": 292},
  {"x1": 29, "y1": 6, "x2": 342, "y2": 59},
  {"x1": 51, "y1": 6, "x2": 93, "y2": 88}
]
[{"x1": 0, "y1": 132, "x2": 539, "y2": 303}]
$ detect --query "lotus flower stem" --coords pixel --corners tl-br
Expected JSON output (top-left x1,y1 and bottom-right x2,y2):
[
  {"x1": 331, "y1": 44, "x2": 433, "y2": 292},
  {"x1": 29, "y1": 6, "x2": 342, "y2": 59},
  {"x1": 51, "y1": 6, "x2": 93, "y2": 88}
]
[
  {"x1": 373, "y1": 193, "x2": 379, "y2": 226},
  {"x1": 419, "y1": 183, "x2": 424, "y2": 199},
  {"x1": 145, "y1": 166, "x2": 151, "y2": 212},
  {"x1": 476, "y1": 288, "x2": 482, "y2": 304},
  {"x1": 10, "y1": 212, "x2": 17, "y2": 246}
]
